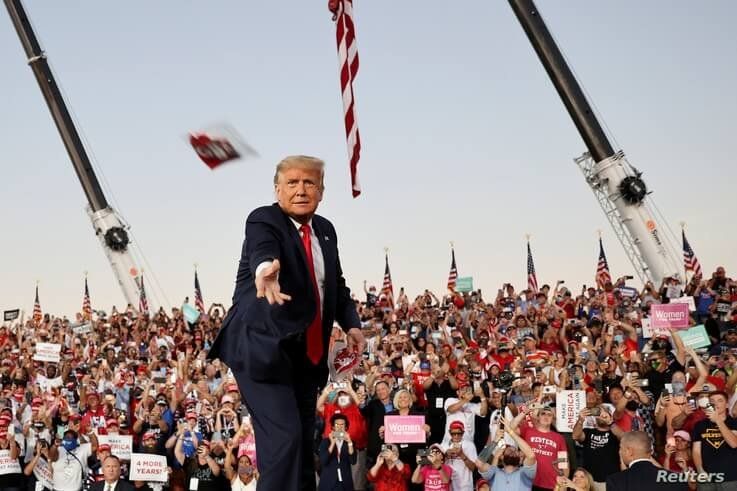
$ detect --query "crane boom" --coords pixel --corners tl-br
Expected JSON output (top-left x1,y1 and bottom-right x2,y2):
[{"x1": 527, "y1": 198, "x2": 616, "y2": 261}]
[
  {"x1": 5, "y1": 0, "x2": 145, "y2": 307},
  {"x1": 509, "y1": 0, "x2": 682, "y2": 285}
]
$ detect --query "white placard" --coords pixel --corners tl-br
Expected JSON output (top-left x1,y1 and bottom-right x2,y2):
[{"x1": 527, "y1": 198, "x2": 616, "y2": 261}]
[
  {"x1": 0, "y1": 449, "x2": 22, "y2": 475},
  {"x1": 640, "y1": 318, "x2": 671, "y2": 339},
  {"x1": 33, "y1": 343, "x2": 61, "y2": 363},
  {"x1": 670, "y1": 296, "x2": 697, "y2": 312},
  {"x1": 72, "y1": 322, "x2": 92, "y2": 335},
  {"x1": 98, "y1": 434, "x2": 133, "y2": 460},
  {"x1": 129, "y1": 453, "x2": 168, "y2": 482},
  {"x1": 555, "y1": 390, "x2": 586, "y2": 433},
  {"x1": 32, "y1": 456, "x2": 53, "y2": 489}
]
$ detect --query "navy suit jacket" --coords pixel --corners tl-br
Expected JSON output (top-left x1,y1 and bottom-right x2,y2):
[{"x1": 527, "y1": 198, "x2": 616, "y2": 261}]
[
  {"x1": 209, "y1": 204, "x2": 360, "y2": 383},
  {"x1": 318, "y1": 438, "x2": 356, "y2": 491},
  {"x1": 606, "y1": 460, "x2": 688, "y2": 490}
]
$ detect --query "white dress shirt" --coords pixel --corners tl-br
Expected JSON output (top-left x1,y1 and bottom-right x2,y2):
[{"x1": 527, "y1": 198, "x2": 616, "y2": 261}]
[
  {"x1": 104, "y1": 481, "x2": 119, "y2": 491},
  {"x1": 256, "y1": 217, "x2": 325, "y2": 313}
]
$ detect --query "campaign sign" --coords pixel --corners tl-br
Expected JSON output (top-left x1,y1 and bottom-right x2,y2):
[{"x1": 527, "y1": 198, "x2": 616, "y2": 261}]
[
  {"x1": 556, "y1": 390, "x2": 586, "y2": 433},
  {"x1": 0, "y1": 450, "x2": 22, "y2": 474},
  {"x1": 33, "y1": 343, "x2": 61, "y2": 363},
  {"x1": 129, "y1": 453, "x2": 168, "y2": 482},
  {"x1": 675, "y1": 325, "x2": 711, "y2": 350},
  {"x1": 641, "y1": 318, "x2": 671, "y2": 339},
  {"x1": 32, "y1": 456, "x2": 53, "y2": 489},
  {"x1": 670, "y1": 296, "x2": 697, "y2": 312},
  {"x1": 383, "y1": 415, "x2": 426, "y2": 444},
  {"x1": 456, "y1": 277, "x2": 474, "y2": 293},
  {"x1": 650, "y1": 303, "x2": 690, "y2": 330},
  {"x1": 3, "y1": 309, "x2": 19, "y2": 321},
  {"x1": 72, "y1": 322, "x2": 92, "y2": 335},
  {"x1": 182, "y1": 304, "x2": 200, "y2": 324},
  {"x1": 98, "y1": 434, "x2": 133, "y2": 460}
]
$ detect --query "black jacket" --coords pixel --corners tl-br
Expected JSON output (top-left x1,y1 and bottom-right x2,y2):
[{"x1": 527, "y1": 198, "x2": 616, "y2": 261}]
[{"x1": 606, "y1": 460, "x2": 688, "y2": 490}]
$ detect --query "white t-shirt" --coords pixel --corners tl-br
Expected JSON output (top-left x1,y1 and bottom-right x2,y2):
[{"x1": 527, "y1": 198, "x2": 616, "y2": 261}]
[
  {"x1": 231, "y1": 476, "x2": 258, "y2": 491},
  {"x1": 442, "y1": 398, "x2": 482, "y2": 447},
  {"x1": 52, "y1": 442, "x2": 92, "y2": 491},
  {"x1": 440, "y1": 439, "x2": 478, "y2": 491}
]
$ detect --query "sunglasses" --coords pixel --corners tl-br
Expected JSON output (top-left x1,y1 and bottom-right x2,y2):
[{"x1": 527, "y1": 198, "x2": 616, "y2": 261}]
[{"x1": 449, "y1": 431, "x2": 463, "y2": 436}]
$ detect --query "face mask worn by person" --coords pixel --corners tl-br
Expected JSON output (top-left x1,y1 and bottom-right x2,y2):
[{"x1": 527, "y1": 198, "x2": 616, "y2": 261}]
[{"x1": 62, "y1": 437, "x2": 79, "y2": 452}]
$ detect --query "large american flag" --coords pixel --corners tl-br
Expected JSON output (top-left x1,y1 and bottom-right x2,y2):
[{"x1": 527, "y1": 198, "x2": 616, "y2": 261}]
[
  {"x1": 32, "y1": 285, "x2": 42, "y2": 324},
  {"x1": 194, "y1": 270, "x2": 205, "y2": 313},
  {"x1": 527, "y1": 241, "x2": 538, "y2": 293},
  {"x1": 138, "y1": 275, "x2": 149, "y2": 315},
  {"x1": 82, "y1": 277, "x2": 92, "y2": 320},
  {"x1": 447, "y1": 248, "x2": 458, "y2": 291},
  {"x1": 682, "y1": 229, "x2": 703, "y2": 277},
  {"x1": 596, "y1": 238, "x2": 612, "y2": 288},
  {"x1": 382, "y1": 253, "x2": 394, "y2": 308},
  {"x1": 329, "y1": 0, "x2": 362, "y2": 197}
]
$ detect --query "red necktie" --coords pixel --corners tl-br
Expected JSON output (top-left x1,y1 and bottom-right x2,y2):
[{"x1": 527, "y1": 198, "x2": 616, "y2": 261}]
[{"x1": 300, "y1": 224, "x2": 323, "y2": 365}]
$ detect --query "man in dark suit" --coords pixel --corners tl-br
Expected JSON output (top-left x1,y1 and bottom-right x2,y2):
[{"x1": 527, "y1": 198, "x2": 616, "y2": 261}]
[
  {"x1": 90, "y1": 455, "x2": 135, "y2": 491},
  {"x1": 606, "y1": 431, "x2": 688, "y2": 490},
  {"x1": 209, "y1": 155, "x2": 363, "y2": 491}
]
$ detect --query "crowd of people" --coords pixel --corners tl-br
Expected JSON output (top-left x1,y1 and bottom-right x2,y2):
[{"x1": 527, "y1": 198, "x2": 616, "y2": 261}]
[{"x1": 1, "y1": 266, "x2": 736, "y2": 491}]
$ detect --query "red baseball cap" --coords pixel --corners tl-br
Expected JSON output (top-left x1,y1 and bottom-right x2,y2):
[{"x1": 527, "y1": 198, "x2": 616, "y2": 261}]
[
  {"x1": 226, "y1": 384, "x2": 239, "y2": 393},
  {"x1": 97, "y1": 444, "x2": 112, "y2": 453},
  {"x1": 449, "y1": 421, "x2": 465, "y2": 432},
  {"x1": 142, "y1": 430, "x2": 157, "y2": 441},
  {"x1": 106, "y1": 419, "x2": 119, "y2": 428},
  {"x1": 69, "y1": 413, "x2": 82, "y2": 422}
]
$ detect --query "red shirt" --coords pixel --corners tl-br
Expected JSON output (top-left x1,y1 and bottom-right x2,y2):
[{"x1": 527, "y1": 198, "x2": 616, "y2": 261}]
[
  {"x1": 321, "y1": 403, "x2": 368, "y2": 449},
  {"x1": 80, "y1": 405, "x2": 106, "y2": 435},
  {"x1": 411, "y1": 372, "x2": 431, "y2": 408},
  {"x1": 520, "y1": 425, "x2": 567, "y2": 490},
  {"x1": 366, "y1": 463, "x2": 411, "y2": 491}
]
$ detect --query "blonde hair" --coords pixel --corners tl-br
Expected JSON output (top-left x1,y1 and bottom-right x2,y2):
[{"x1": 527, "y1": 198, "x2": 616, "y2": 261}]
[
  {"x1": 273, "y1": 155, "x2": 325, "y2": 190},
  {"x1": 393, "y1": 388, "x2": 412, "y2": 410}
]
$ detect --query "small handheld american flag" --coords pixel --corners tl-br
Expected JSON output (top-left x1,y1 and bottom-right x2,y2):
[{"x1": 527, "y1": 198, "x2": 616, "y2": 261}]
[{"x1": 596, "y1": 238, "x2": 612, "y2": 288}]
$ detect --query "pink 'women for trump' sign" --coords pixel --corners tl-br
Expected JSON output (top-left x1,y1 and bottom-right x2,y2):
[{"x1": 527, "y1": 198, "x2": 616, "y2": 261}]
[
  {"x1": 383, "y1": 415, "x2": 426, "y2": 444},
  {"x1": 650, "y1": 303, "x2": 690, "y2": 330}
]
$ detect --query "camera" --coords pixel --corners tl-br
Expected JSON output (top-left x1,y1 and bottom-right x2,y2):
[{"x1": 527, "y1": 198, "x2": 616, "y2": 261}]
[
  {"x1": 588, "y1": 407, "x2": 601, "y2": 417},
  {"x1": 542, "y1": 386, "x2": 557, "y2": 395},
  {"x1": 333, "y1": 430, "x2": 346, "y2": 441},
  {"x1": 417, "y1": 448, "x2": 431, "y2": 466}
]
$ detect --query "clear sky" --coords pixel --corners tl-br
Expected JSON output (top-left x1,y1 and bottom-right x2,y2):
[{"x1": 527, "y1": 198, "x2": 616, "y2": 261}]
[{"x1": 1, "y1": 1, "x2": 735, "y2": 318}]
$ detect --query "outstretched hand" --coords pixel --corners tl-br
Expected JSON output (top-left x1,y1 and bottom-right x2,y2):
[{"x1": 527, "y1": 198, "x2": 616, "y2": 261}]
[
  {"x1": 255, "y1": 260, "x2": 292, "y2": 305},
  {"x1": 346, "y1": 328, "x2": 366, "y2": 354}
]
